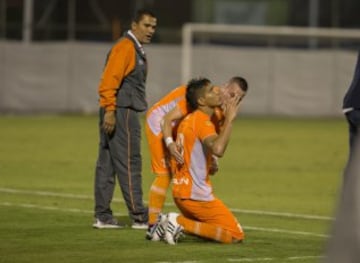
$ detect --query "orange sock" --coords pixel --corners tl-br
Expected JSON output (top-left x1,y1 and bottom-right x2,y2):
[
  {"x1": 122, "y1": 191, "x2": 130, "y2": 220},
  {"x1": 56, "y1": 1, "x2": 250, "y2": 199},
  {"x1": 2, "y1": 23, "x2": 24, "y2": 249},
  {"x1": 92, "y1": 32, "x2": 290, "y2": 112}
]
[
  {"x1": 148, "y1": 174, "x2": 171, "y2": 225},
  {"x1": 177, "y1": 215, "x2": 233, "y2": 244}
]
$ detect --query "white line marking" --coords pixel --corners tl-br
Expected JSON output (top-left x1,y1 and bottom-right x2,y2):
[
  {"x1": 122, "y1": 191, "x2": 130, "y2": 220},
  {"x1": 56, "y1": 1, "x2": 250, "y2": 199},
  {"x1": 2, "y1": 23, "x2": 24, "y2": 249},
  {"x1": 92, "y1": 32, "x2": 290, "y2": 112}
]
[
  {"x1": 0, "y1": 187, "x2": 333, "y2": 221},
  {"x1": 0, "y1": 201, "x2": 127, "y2": 216},
  {"x1": 227, "y1": 258, "x2": 273, "y2": 262},
  {"x1": 0, "y1": 201, "x2": 328, "y2": 238},
  {"x1": 244, "y1": 226, "x2": 329, "y2": 238},
  {"x1": 227, "y1": 256, "x2": 323, "y2": 262},
  {"x1": 288, "y1": 256, "x2": 324, "y2": 260},
  {"x1": 154, "y1": 256, "x2": 323, "y2": 263},
  {"x1": 231, "y1": 208, "x2": 332, "y2": 221},
  {"x1": 0, "y1": 201, "x2": 93, "y2": 214}
]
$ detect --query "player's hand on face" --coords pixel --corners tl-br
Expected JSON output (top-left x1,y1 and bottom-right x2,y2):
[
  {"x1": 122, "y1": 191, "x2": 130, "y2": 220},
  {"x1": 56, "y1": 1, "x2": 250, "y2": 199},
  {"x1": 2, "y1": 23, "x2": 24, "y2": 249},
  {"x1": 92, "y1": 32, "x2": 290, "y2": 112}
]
[
  {"x1": 168, "y1": 142, "x2": 184, "y2": 165},
  {"x1": 224, "y1": 94, "x2": 242, "y2": 122},
  {"x1": 103, "y1": 111, "x2": 116, "y2": 134}
]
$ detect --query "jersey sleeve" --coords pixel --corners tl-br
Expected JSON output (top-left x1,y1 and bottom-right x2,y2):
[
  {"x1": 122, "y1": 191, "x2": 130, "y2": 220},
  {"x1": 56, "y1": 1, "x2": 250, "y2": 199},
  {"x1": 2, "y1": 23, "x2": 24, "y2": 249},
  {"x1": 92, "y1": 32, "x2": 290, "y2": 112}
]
[
  {"x1": 98, "y1": 39, "x2": 136, "y2": 111},
  {"x1": 177, "y1": 98, "x2": 189, "y2": 116}
]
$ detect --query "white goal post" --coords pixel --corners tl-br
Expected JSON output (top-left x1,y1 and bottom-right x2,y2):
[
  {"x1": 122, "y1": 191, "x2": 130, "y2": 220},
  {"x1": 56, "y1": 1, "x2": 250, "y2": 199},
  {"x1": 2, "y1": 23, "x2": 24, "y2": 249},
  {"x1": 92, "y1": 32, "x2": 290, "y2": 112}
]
[
  {"x1": 181, "y1": 23, "x2": 360, "y2": 83},
  {"x1": 181, "y1": 24, "x2": 360, "y2": 116}
]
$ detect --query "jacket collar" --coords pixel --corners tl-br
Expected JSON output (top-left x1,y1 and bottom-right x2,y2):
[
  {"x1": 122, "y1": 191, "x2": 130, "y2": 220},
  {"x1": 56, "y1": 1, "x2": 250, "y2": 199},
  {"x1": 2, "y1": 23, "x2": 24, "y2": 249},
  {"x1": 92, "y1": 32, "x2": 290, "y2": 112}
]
[{"x1": 126, "y1": 30, "x2": 146, "y2": 57}]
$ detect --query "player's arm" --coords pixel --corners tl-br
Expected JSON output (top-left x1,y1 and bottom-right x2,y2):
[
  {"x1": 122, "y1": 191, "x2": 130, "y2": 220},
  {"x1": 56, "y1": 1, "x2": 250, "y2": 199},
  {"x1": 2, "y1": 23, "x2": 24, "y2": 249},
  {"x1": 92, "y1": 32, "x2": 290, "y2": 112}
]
[
  {"x1": 161, "y1": 105, "x2": 184, "y2": 164},
  {"x1": 209, "y1": 155, "x2": 219, "y2": 175},
  {"x1": 203, "y1": 95, "x2": 241, "y2": 157},
  {"x1": 99, "y1": 41, "x2": 135, "y2": 134}
]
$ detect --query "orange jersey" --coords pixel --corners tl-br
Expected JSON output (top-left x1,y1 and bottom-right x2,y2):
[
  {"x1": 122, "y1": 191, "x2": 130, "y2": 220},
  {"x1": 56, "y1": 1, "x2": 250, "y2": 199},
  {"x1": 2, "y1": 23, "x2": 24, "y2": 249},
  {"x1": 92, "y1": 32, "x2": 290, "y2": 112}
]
[
  {"x1": 172, "y1": 110, "x2": 217, "y2": 201},
  {"x1": 146, "y1": 85, "x2": 189, "y2": 136}
]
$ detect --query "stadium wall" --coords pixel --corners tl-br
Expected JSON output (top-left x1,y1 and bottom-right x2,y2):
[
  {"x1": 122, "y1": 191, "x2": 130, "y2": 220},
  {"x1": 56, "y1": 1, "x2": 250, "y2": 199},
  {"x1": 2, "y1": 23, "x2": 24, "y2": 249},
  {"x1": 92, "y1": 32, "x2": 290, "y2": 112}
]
[{"x1": 0, "y1": 41, "x2": 355, "y2": 116}]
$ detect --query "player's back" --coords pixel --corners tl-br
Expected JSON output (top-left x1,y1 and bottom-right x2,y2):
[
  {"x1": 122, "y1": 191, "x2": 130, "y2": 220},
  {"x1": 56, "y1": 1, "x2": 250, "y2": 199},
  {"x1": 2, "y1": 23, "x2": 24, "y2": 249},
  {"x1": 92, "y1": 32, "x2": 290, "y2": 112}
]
[{"x1": 146, "y1": 85, "x2": 187, "y2": 135}]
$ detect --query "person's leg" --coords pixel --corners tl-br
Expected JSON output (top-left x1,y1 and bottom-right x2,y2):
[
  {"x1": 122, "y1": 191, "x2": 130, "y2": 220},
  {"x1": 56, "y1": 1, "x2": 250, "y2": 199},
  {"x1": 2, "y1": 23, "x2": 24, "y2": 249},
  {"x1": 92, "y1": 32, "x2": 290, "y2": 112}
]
[
  {"x1": 145, "y1": 124, "x2": 172, "y2": 226},
  {"x1": 94, "y1": 108, "x2": 116, "y2": 222},
  {"x1": 346, "y1": 110, "x2": 360, "y2": 157},
  {"x1": 110, "y1": 108, "x2": 148, "y2": 224},
  {"x1": 175, "y1": 198, "x2": 244, "y2": 243},
  {"x1": 148, "y1": 174, "x2": 171, "y2": 224}
]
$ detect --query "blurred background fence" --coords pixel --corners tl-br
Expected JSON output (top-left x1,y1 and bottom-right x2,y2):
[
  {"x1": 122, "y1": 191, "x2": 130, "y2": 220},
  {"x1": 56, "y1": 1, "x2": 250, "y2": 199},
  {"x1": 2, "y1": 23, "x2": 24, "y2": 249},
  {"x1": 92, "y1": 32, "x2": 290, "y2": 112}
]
[{"x1": 0, "y1": 0, "x2": 359, "y2": 116}]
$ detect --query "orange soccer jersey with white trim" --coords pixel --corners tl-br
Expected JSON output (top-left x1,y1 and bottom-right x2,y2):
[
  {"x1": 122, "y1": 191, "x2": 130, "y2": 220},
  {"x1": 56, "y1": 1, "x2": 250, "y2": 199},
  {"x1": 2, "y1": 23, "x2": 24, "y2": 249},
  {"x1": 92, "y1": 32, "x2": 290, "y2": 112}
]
[
  {"x1": 146, "y1": 85, "x2": 188, "y2": 136},
  {"x1": 145, "y1": 85, "x2": 189, "y2": 174},
  {"x1": 172, "y1": 110, "x2": 217, "y2": 201}
]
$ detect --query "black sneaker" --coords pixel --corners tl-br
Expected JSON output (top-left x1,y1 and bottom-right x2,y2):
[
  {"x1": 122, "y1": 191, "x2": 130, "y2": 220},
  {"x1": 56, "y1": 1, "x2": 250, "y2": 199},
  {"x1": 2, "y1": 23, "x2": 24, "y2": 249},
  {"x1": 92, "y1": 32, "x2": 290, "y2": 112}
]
[{"x1": 92, "y1": 218, "x2": 124, "y2": 229}]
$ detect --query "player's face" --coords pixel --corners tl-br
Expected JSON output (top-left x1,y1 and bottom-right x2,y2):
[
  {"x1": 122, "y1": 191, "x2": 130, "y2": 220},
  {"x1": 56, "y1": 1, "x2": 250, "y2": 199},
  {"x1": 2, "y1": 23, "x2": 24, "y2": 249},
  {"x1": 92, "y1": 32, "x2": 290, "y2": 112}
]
[
  {"x1": 132, "y1": 15, "x2": 157, "y2": 44},
  {"x1": 203, "y1": 84, "x2": 222, "y2": 107},
  {"x1": 221, "y1": 82, "x2": 246, "y2": 104}
]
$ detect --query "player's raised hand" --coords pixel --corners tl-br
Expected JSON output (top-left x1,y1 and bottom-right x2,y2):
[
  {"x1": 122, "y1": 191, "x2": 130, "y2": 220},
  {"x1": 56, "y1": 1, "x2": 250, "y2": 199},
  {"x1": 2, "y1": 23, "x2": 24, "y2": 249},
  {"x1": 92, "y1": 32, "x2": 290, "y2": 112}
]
[{"x1": 224, "y1": 94, "x2": 242, "y2": 122}]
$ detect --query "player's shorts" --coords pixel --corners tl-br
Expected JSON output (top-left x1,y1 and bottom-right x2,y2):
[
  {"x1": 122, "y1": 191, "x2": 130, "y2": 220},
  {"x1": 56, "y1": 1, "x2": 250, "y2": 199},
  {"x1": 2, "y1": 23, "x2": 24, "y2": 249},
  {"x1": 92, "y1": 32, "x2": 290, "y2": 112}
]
[
  {"x1": 145, "y1": 122, "x2": 171, "y2": 175},
  {"x1": 174, "y1": 197, "x2": 244, "y2": 241}
]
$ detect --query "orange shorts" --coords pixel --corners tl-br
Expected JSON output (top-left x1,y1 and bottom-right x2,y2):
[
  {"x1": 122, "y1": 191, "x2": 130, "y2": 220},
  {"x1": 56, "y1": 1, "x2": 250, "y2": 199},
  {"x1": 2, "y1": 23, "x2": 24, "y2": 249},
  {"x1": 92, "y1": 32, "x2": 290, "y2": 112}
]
[
  {"x1": 174, "y1": 197, "x2": 244, "y2": 241},
  {"x1": 145, "y1": 123, "x2": 171, "y2": 175}
]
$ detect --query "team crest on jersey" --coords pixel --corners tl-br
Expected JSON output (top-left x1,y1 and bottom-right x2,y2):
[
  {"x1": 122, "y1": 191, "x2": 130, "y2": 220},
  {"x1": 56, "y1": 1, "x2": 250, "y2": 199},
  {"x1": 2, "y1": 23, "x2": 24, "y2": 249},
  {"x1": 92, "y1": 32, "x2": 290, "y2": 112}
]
[{"x1": 205, "y1": 120, "x2": 212, "y2": 126}]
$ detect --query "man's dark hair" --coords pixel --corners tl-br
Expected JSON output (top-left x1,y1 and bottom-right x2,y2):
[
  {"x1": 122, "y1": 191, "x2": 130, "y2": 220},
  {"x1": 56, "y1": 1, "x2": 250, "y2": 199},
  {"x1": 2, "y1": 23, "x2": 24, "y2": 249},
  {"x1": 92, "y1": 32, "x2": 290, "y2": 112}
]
[
  {"x1": 186, "y1": 77, "x2": 211, "y2": 110},
  {"x1": 230, "y1": 76, "x2": 248, "y2": 92},
  {"x1": 132, "y1": 9, "x2": 157, "y2": 23}
]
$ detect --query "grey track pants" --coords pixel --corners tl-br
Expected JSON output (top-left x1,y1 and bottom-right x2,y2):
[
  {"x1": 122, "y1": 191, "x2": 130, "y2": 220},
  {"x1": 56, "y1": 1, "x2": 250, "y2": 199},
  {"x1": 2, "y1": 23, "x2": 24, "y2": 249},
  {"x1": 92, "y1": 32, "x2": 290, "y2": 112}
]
[{"x1": 94, "y1": 107, "x2": 148, "y2": 223}]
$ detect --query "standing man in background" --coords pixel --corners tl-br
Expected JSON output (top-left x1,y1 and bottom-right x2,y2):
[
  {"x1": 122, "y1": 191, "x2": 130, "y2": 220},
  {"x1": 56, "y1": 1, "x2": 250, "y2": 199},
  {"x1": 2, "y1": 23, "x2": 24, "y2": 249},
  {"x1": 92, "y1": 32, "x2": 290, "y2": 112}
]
[
  {"x1": 343, "y1": 51, "x2": 360, "y2": 169},
  {"x1": 93, "y1": 9, "x2": 157, "y2": 229}
]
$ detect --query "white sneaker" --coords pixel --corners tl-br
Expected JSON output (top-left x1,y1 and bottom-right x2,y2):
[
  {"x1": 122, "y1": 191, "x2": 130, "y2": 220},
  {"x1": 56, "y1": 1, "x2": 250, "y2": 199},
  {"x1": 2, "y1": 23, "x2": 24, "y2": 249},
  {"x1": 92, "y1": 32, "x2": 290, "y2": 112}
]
[
  {"x1": 132, "y1": 221, "x2": 148, "y2": 230},
  {"x1": 92, "y1": 218, "x2": 124, "y2": 229},
  {"x1": 146, "y1": 213, "x2": 167, "y2": 241},
  {"x1": 164, "y1": 212, "x2": 184, "y2": 245}
]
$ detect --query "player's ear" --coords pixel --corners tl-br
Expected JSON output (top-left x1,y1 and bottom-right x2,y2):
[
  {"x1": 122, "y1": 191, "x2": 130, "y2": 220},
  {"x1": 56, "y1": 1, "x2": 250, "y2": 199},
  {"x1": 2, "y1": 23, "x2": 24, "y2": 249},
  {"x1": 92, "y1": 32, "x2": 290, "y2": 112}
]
[
  {"x1": 131, "y1": 21, "x2": 137, "y2": 31},
  {"x1": 197, "y1": 96, "x2": 206, "y2": 106}
]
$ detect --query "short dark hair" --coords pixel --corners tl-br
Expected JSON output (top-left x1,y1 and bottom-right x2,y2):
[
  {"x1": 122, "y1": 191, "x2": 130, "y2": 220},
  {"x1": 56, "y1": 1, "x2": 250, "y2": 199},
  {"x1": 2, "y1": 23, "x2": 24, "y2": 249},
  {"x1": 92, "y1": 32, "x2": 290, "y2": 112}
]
[
  {"x1": 132, "y1": 9, "x2": 157, "y2": 23},
  {"x1": 230, "y1": 76, "x2": 248, "y2": 92},
  {"x1": 186, "y1": 77, "x2": 211, "y2": 110}
]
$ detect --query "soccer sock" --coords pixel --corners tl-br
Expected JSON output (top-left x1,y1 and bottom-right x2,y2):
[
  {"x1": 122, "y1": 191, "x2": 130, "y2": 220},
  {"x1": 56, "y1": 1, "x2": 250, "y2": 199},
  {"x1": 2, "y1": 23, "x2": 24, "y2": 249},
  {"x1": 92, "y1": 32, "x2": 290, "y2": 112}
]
[
  {"x1": 177, "y1": 215, "x2": 233, "y2": 244},
  {"x1": 148, "y1": 174, "x2": 171, "y2": 225}
]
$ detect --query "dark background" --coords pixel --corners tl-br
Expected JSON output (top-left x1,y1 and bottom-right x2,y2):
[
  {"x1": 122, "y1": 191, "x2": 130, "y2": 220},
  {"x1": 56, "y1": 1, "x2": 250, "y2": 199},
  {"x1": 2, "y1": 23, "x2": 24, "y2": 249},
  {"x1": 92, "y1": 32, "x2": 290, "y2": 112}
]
[{"x1": 1, "y1": 0, "x2": 359, "y2": 43}]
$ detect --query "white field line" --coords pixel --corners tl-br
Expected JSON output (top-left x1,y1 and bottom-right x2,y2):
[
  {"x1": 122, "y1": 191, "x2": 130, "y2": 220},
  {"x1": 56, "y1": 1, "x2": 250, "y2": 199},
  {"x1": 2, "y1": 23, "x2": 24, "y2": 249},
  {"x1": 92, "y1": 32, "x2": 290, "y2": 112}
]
[
  {"x1": 227, "y1": 255, "x2": 323, "y2": 262},
  {"x1": 244, "y1": 226, "x2": 329, "y2": 238},
  {"x1": 230, "y1": 208, "x2": 332, "y2": 221},
  {"x1": 0, "y1": 201, "x2": 328, "y2": 239},
  {"x1": 0, "y1": 187, "x2": 333, "y2": 221},
  {"x1": 0, "y1": 201, "x2": 127, "y2": 216},
  {"x1": 155, "y1": 255, "x2": 323, "y2": 263}
]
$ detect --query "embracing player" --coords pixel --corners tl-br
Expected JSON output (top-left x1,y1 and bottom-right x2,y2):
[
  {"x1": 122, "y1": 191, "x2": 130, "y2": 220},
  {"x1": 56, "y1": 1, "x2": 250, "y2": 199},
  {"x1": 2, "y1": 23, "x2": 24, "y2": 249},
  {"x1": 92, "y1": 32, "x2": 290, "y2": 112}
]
[{"x1": 145, "y1": 76, "x2": 248, "y2": 240}]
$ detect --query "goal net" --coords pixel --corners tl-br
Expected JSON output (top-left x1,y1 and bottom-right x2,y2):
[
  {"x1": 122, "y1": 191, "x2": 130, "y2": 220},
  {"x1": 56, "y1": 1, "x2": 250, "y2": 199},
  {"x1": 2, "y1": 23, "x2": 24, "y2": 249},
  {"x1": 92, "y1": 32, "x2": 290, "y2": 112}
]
[{"x1": 181, "y1": 24, "x2": 360, "y2": 116}]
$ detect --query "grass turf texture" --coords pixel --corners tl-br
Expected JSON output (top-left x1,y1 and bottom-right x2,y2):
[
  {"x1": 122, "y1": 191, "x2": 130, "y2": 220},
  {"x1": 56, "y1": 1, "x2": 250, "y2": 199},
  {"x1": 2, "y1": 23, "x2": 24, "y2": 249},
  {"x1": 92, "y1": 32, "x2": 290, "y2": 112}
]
[{"x1": 0, "y1": 115, "x2": 347, "y2": 263}]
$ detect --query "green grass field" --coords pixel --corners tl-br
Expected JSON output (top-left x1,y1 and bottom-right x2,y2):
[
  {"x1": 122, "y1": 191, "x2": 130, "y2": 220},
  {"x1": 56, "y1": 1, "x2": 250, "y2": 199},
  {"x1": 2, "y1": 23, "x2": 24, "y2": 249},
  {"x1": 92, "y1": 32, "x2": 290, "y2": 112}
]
[{"x1": 0, "y1": 115, "x2": 347, "y2": 263}]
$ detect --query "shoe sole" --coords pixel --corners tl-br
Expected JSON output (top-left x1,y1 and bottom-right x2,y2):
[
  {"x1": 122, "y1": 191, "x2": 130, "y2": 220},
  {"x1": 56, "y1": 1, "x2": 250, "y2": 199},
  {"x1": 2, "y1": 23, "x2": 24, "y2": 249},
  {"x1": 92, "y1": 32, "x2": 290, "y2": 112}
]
[{"x1": 131, "y1": 224, "x2": 148, "y2": 230}]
